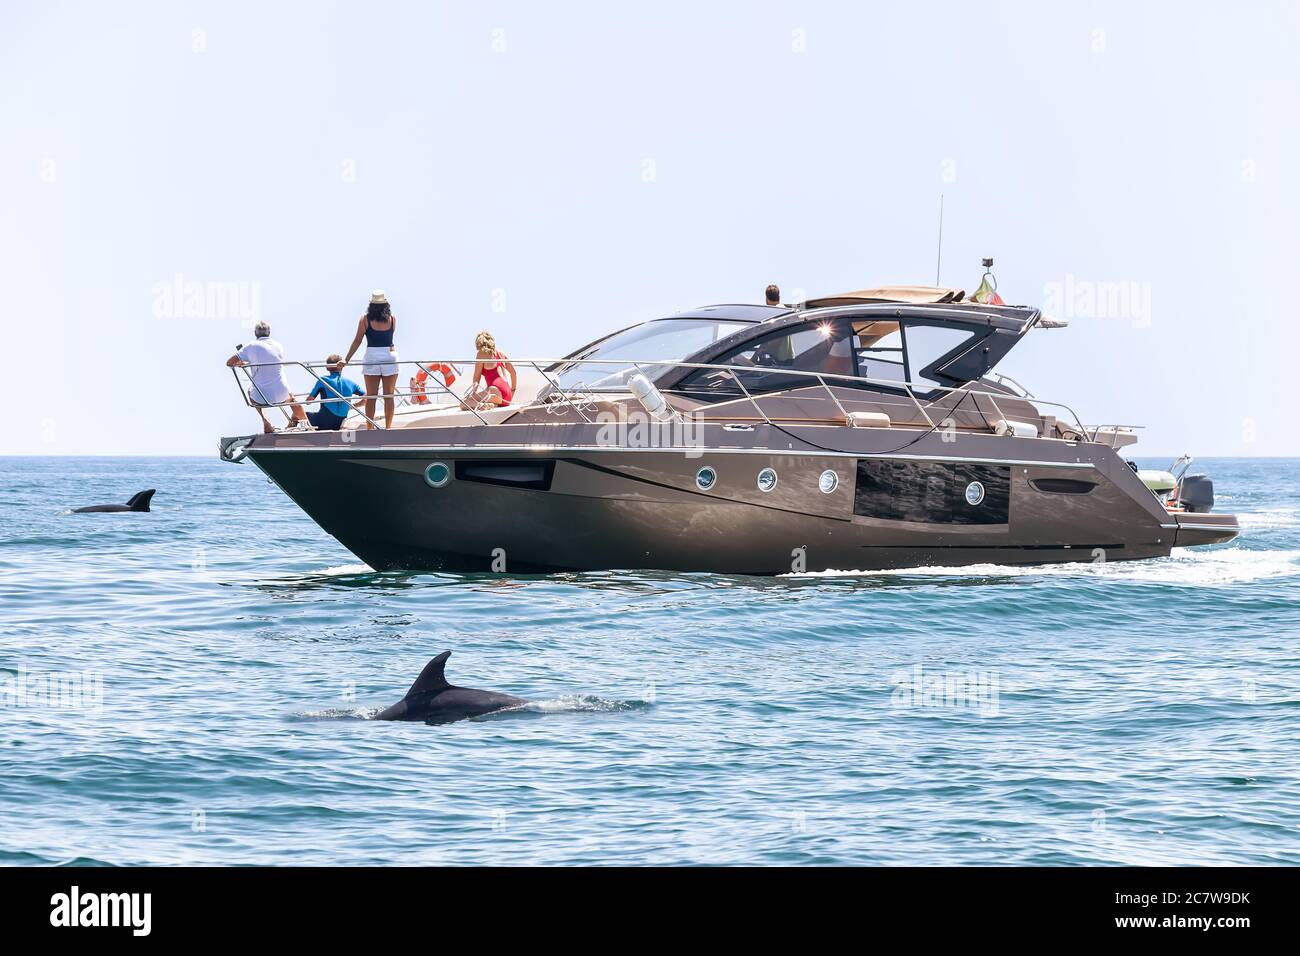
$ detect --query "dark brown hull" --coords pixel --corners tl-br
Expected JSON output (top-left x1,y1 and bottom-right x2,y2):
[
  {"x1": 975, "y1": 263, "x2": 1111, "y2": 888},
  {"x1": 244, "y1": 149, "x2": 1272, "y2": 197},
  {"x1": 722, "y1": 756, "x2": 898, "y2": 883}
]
[{"x1": 234, "y1": 420, "x2": 1238, "y2": 574}]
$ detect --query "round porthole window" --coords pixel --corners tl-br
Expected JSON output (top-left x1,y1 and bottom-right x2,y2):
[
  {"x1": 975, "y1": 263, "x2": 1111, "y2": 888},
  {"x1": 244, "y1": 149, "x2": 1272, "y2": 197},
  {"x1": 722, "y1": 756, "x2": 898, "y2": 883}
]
[
  {"x1": 818, "y1": 470, "x2": 839, "y2": 494},
  {"x1": 424, "y1": 461, "x2": 452, "y2": 488},
  {"x1": 757, "y1": 467, "x2": 778, "y2": 493},
  {"x1": 965, "y1": 480, "x2": 985, "y2": 506},
  {"x1": 695, "y1": 466, "x2": 717, "y2": 491}
]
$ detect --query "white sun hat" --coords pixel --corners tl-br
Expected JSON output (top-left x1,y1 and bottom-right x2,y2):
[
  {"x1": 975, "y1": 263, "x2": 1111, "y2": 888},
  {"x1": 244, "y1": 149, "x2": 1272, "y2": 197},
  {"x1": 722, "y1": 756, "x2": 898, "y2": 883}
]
[{"x1": 370, "y1": 290, "x2": 389, "y2": 305}]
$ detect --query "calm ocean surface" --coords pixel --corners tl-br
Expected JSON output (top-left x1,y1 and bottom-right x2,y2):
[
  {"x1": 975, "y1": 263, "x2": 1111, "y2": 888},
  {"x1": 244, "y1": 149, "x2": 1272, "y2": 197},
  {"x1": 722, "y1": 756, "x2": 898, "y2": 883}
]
[{"x1": 1, "y1": 455, "x2": 1297, "y2": 865}]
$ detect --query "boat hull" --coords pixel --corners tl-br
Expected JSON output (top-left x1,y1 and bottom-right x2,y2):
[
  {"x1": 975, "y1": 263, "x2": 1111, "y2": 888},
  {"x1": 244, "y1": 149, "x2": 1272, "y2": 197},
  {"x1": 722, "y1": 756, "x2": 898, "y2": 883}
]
[{"x1": 238, "y1": 423, "x2": 1231, "y2": 574}]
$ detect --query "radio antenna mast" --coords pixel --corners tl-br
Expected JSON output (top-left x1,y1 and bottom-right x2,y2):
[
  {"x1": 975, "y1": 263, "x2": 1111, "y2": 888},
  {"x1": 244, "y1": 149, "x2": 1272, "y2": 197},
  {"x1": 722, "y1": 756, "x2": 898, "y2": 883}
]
[{"x1": 935, "y1": 194, "x2": 945, "y2": 286}]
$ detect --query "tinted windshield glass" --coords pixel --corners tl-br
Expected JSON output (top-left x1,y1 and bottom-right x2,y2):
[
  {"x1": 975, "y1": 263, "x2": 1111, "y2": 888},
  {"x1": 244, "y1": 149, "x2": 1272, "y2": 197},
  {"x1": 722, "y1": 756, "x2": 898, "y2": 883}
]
[
  {"x1": 680, "y1": 322, "x2": 857, "y2": 397},
  {"x1": 902, "y1": 323, "x2": 976, "y2": 384},
  {"x1": 856, "y1": 328, "x2": 907, "y2": 384},
  {"x1": 552, "y1": 318, "x2": 748, "y2": 391}
]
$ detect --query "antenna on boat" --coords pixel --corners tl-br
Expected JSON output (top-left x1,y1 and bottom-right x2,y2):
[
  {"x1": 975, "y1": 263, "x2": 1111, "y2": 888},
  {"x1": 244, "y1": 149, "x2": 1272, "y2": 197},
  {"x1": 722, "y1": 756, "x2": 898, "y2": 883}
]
[{"x1": 934, "y1": 195, "x2": 945, "y2": 286}]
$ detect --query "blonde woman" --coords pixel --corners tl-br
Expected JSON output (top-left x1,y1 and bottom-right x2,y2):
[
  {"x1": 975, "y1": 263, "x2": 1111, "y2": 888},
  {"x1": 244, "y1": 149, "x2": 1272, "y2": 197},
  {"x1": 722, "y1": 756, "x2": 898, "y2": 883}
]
[
  {"x1": 466, "y1": 331, "x2": 517, "y2": 409},
  {"x1": 343, "y1": 290, "x2": 399, "y2": 428}
]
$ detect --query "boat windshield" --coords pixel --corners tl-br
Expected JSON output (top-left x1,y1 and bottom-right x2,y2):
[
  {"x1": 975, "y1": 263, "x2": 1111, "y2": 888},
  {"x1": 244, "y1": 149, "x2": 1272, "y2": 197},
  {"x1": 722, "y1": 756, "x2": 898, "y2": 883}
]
[{"x1": 550, "y1": 318, "x2": 749, "y2": 391}]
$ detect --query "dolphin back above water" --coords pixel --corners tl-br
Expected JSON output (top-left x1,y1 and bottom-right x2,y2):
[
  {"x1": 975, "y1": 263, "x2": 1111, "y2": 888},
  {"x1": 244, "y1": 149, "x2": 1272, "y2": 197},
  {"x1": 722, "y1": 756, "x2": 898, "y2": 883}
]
[
  {"x1": 72, "y1": 489, "x2": 156, "y2": 514},
  {"x1": 376, "y1": 651, "x2": 527, "y2": 724}
]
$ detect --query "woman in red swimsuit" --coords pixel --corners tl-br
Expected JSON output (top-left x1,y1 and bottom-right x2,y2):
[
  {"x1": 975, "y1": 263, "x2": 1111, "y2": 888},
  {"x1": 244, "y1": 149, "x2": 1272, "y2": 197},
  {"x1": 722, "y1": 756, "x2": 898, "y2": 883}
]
[{"x1": 468, "y1": 330, "x2": 517, "y2": 409}]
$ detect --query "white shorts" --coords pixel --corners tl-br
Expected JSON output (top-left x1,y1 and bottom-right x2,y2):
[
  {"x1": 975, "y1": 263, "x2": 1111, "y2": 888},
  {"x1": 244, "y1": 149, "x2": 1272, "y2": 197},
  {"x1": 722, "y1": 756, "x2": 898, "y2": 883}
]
[
  {"x1": 248, "y1": 379, "x2": 292, "y2": 407},
  {"x1": 363, "y1": 346, "x2": 399, "y2": 377}
]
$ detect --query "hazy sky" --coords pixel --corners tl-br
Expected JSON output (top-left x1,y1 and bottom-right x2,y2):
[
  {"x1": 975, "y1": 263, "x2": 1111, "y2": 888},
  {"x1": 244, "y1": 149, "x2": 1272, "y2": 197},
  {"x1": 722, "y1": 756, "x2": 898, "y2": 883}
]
[{"x1": 3, "y1": 0, "x2": 1298, "y2": 456}]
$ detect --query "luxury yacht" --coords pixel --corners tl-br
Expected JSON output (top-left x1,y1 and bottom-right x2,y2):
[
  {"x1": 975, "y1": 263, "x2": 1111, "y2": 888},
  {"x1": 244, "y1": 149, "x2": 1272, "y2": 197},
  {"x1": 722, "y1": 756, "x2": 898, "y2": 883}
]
[{"x1": 220, "y1": 283, "x2": 1239, "y2": 573}]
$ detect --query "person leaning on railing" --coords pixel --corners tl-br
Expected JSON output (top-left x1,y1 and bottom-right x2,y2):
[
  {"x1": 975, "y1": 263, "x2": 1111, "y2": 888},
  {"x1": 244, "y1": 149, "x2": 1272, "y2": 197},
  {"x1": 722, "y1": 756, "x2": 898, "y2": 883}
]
[
  {"x1": 342, "y1": 289, "x2": 399, "y2": 429},
  {"x1": 226, "y1": 320, "x2": 308, "y2": 434}
]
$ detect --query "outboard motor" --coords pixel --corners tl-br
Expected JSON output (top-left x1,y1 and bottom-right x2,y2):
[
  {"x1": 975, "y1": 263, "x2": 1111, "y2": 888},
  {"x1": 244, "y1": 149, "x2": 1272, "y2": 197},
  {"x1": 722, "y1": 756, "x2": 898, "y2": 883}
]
[{"x1": 1178, "y1": 475, "x2": 1215, "y2": 513}]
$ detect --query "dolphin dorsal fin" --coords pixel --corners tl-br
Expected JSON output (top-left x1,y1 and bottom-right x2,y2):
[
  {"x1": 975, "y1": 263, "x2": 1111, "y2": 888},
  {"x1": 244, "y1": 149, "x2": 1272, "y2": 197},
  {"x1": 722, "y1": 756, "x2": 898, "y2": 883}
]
[
  {"x1": 126, "y1": 489, "x2": 156, "y2": 512},
  {"x1": 405, "y1": 651, "x2": 452, "y2": 697}
]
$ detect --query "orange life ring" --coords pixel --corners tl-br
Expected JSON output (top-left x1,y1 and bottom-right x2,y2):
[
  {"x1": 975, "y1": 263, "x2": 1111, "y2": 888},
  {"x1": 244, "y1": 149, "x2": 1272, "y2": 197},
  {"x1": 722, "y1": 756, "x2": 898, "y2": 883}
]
[{"x1": 411, "y1": 363, "x2": 457, "y2": 405}]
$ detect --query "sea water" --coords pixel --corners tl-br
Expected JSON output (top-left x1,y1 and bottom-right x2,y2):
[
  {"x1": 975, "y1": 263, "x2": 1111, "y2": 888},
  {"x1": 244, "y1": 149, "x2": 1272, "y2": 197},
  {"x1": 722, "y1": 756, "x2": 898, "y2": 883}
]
[{"x1": 1, "y1": 456, "x2": 1297, "y2": 865}]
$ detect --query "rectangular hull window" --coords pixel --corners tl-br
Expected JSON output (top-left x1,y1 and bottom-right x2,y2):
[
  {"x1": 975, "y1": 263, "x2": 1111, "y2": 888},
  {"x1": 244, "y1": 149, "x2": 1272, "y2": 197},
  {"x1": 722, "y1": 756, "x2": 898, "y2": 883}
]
[
  {"x1": 454, "y1": 460, "x2": 556, "y2": 491},
  {"x1": 854, "y1": 460, "x2": 1010, "y2": 525}
]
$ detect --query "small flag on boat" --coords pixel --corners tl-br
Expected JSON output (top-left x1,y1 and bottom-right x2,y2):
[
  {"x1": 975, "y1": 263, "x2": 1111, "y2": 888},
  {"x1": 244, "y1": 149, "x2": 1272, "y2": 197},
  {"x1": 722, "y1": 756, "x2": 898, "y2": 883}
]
[{"x1": 971, "y1": 257, "x2": 1005, "y2": 305}]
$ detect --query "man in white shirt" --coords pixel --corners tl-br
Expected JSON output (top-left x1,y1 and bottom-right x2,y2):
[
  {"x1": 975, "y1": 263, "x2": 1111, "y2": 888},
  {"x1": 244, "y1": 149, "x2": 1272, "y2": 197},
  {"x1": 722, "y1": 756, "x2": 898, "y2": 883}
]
[{"x1": 226, "y1": 321, "x2": 309, "y2": 433}]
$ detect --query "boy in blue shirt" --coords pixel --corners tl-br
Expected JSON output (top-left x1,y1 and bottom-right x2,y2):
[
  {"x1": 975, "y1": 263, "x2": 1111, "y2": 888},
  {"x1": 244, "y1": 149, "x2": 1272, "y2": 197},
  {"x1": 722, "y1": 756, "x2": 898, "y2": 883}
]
[{"x1": 307, "y1": 355, "x2": 365, "y2": 430}]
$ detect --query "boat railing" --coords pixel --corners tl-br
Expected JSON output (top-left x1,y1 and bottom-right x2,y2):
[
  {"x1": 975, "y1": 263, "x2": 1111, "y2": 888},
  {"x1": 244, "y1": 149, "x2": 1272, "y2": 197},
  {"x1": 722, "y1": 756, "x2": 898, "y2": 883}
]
[
  {"x1": 229, "y1": 356, "x2": 1099, "y2": 440},
  {"x1": 988, "y1": 372, "x2": 1034, "y2": 398},
  {"x1": 1088, "y1": 423, "x2": 1147, "y2": 448}
]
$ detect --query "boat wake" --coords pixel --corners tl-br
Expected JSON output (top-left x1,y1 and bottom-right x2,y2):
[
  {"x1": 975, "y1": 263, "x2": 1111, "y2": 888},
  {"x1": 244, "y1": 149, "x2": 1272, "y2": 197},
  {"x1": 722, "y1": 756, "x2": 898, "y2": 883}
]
[
  {"x1": 1234, "y1": 507, "x2": 1300, "y2": 530},
  {"x1": 245, "y1": 562, "x2": 405, "y2": 590},
  {"x1": 789, "y1": 546, "x2": 1300, "y2": 587},
  {"x1": 315, "y1": 563, "x2": 379, "y2": 577}
]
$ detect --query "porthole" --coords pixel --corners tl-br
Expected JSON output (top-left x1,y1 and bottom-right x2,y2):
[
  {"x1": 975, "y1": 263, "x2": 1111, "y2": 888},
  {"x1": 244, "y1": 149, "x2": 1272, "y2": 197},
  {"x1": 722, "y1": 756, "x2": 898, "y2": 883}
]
[
  {"x1": 757, "y1": 467, "x2": 778, "y2": 493},
  {"x1": 818, "y1": 470, "x2": 839, "y2": 494},
  {"x1": 964, "y1": 480, "x2": 985, "y2": 506},
  {"x1": 695, "y1": 466, "x2": 717, "y2": 491},
  {"x1": 424, "y1": 461, "x2": 452, "y2": 488}
]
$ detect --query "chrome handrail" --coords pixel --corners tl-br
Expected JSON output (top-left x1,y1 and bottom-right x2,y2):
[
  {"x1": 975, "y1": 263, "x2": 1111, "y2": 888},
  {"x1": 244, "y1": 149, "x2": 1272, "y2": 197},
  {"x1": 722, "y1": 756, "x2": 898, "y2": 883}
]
[
  {"x1": 530, "y1": 360, "x2": 596, "y2": 424},
  {"x1": 231, "y1": 360, "x2": 384, "y2": 429},
  {"x1": 228, "y1": 355, "x2": 1101, "y2": 439},
  {"x1": 412, "y1": 360, "x2": 490, "y2": 426},
  {"x1": 1088, "y1": 423, "x2": 1146, "y2": 448},
  {"x1": 989, "y1": 372, "x2": 1034, "y2": 398}
]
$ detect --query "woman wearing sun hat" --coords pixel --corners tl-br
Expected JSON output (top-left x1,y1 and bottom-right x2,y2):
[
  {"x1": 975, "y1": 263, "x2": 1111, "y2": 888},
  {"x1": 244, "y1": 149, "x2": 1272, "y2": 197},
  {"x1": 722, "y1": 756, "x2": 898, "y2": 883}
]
[{"x1": 344, "y1": 290, "x2": 400, "y2": 429}]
